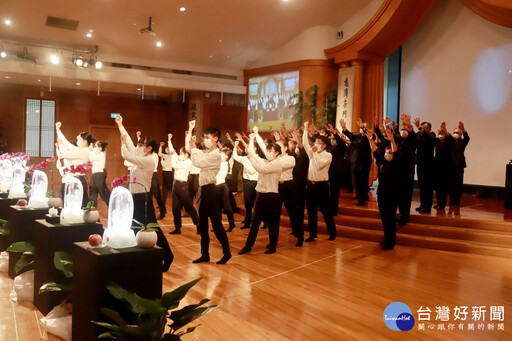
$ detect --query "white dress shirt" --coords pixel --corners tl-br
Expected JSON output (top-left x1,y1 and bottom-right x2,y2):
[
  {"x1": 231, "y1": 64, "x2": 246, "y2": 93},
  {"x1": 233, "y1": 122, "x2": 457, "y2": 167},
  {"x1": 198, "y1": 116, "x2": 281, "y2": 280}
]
[
  {"x1": 56, "y1": 130, "x2": 90, "y2": 172},
  {"x1": 279, "y1": 154, "x2": 295, "y2": 182},
  {"x1": 233, "y1": 149, "x2": 258, "y2": 181},
  {"x1": 158, "y1": 146, "x2": 173, "y2": 171},
  {"x1": 89, "y1": 150, "x2": 106, "y2": 174},
  {"x1": 303, "y1": 130, "x2": 332, "y2": 182},
  {"x1": 171, "y1": 155, "x2": 192, "y2": 182},
  {"x1": 191, "y1": 148, "x2": 220, "y2": 186},
  {"x1": 216, "y1": 161, "x2": 228, "y2": 185},
  {"x1": 247, "y1": 153, "x2": 281, "y2": 193}
]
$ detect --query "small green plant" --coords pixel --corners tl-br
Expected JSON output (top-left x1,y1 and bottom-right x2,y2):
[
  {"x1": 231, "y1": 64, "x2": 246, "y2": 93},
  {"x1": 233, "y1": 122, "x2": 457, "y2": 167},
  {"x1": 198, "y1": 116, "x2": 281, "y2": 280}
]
[
  {"x1": 6, "y1": 241, "x2": 35, "y2": 274},
  {"x1": 84, "y1": 200, "x2": 97, "y2": 212},
  {"x1": 132, "y1": 219, "x2": 159, "y2": 231},
  {"x1": 93, "y1": 277, "x2": 216, "y2": 340},
  {"x1": 46, "y1": 190, "x2": 56, "y2": 198},
  {"x1": 0, "y1": 219, "x2": 9, "y2": 237},
  {"x1": 39, "y1": 251, "x2": 73, "y2": 294}
]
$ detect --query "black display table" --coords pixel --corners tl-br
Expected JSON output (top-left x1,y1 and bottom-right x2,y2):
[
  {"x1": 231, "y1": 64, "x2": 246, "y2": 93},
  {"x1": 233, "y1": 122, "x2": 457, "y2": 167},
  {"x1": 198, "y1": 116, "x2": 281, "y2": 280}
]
[
  {"x1": 33, "y1": 220, "x2": 104, "y2": 315},
  {"x1": 505, "y1": 164, "x2": 512, "y2": 209},
  {"x1": 0, "y1": 197, "x2": 20, "y2": 252},
  {"x1": 6, "y1": 206, "x2": 49, "y2": 278},
  {"x1": 72, "y1": 242, "x2": 162, "y2": 341}
]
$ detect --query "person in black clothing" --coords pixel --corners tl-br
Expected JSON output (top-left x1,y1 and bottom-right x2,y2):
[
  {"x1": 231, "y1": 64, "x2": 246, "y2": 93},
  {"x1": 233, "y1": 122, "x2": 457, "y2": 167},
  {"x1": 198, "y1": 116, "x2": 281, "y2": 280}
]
[
  {"x1": 392, "y1": 115, "x2": 417, "y2": 225},
  {"x1": 341, "y1": 118, "x2": 372, "y2": 206},
  {"x1": 413, "y1": 118, "x2": 436, "y2": 214},
  {"x1": 326, "y1": 124, "x2": 350, "y2": 216},
  {"x1": 433, "y1": 122, "x2": 454, "y2": 210},
  {"x1": 366, "y1": 127, "x2": 399, "y2": 250},
  {"x1": 450, "y1": 122, "x2": 470, "y2": 208},
  {"x1": 289, "y1": 130, "x2": 309, "y2": 238}
]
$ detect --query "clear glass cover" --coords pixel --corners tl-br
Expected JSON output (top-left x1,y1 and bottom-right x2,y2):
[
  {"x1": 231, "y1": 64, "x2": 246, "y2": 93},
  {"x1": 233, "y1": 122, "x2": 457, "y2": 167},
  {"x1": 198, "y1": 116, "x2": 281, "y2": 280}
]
[
  {"x1": 8, "y1": 164, "x2": 26, "y2": 198},
  {"x1": 60, "y1": 177, "x2": 84, "y2": 224},
  {"x1": 103, "y1": 186, "x2": 136, "y2": 248},
  {"x1": 28, "y1": 170, "x2": 49, "y2": 208},
  {"x1": 0, "y1": 159, "x2": 13, "y2": 192}
]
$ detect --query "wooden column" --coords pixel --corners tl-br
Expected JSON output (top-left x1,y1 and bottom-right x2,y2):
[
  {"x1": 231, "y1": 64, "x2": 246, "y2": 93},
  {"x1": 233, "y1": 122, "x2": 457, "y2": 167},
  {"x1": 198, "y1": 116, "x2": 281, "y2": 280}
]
[
  {"x1": 351, "y1": 60, "x2": 365, "y2": 132},
  {"x1": 363, "y1": 58, "x2": 385, "y2": 125}
]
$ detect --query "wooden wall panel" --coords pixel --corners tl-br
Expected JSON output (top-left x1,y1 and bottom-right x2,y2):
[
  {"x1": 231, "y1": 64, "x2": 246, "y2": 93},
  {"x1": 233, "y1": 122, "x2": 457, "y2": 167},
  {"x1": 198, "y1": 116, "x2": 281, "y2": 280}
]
[
  {"x1": 461, "y1": 0, "x2": 512, "y2": 28},
  {"x1": 202, "y1": 104, "x2": 244, "y2": 136}
]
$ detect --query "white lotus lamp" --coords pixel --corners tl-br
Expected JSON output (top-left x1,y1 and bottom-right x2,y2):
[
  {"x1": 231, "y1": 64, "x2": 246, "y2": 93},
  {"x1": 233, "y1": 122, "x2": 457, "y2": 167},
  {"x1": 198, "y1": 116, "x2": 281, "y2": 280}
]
[
  {"x1": 8, "y1": 164, "x2": 26, "y2": 198},
  {"x1": 60, "y1": 177, "x2": 84, "y2": 224},
  {"x1": 103, "y1": 186, "x2": 137, "y2": 248},
  {"x1": 28, "y1": 170, "x2": 49, "y2": 208},
  {"x1": 0, "y1": 159, "x2": 13, "y2": 193}
]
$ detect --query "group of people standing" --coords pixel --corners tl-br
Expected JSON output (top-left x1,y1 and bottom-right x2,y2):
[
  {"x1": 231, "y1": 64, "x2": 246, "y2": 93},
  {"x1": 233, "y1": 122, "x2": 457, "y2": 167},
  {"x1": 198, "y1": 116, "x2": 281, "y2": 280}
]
[{"x1": 52, "y1": 113, "x2": 469, "y2": 269}]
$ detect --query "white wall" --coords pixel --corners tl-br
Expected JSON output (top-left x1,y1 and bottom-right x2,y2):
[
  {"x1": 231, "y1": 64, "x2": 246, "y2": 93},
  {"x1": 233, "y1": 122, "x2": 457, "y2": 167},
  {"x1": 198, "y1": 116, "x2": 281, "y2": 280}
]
[
  {"x1": 401, "y1": 0, "x2": 512, "y2": 187},
  {"x1": 250, "y1": 0, "x2": 384, "y2": 69}
]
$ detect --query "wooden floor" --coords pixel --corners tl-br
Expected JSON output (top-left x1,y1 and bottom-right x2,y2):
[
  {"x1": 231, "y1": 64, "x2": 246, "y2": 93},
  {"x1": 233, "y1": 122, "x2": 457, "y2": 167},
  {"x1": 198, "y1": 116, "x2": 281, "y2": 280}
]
[{"x1": 1, "y1": 191, "x2": 512, "y2": 340}]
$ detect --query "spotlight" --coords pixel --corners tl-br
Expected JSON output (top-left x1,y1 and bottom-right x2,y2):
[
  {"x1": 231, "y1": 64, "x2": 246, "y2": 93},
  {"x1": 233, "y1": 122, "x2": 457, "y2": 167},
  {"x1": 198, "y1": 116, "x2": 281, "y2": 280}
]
[
  {"x1": 86, "y1": 32, "x2": 92, "y2": 38},
  {"x1": 180, "y1": 7, "x2": 186, "y2": 12},
  {"x1": 156, "y1": 41, "x2": 162, "y2": 47},
  {"x1": 16, "y1": 47, "x2": 37, "y2": 63},
  {"x1": 4, "y1": 19, "x2": 11, "y2": 26},
  {"x1": 73, "y1": 56, "x2": 84, "y2": 67},
  {"x1": 0, "y1": 47, "x2": 6, "y2": 58},
  {"x1": 50, "y1": 53, "x2": 60, "y2": 64},
  {"x1": 95, "y1": 61, "x2": 102, "y2": 69}
]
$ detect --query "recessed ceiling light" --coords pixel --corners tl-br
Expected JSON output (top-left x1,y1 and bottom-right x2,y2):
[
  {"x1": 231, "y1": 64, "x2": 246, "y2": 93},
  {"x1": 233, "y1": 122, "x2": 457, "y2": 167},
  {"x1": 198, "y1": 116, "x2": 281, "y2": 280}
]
[
  {"x1": 86, "y1": 32, "x2": 92, "y2": 38},
  {"x1": 37, "y1": 79, "x2": 41, "y2": 82},
  {"x1": 0, "y1": 51, "x2": 6, "y2": 58},
  {"x1": 137, "y1": 88, "x2": 141, "y2": 91},
  {"x1": 156, "y1": 41, "x2": 162, "y2": 47},
  {"x1": 75, "y1": 82, "x2": 81, "y2": 85},
  {"x1": 5, "y1": 76, "x2": 11, "y2": 79},
  {"x1": 89, "y1": 29, "x2": 93, "y2": 32},
  {"x1": 4, "y1": 19, "x2": 11, "y2": 26},
  {"x1": 509, "y1": 69, "x2": 512, "y2": 73},
  {"x1": 227, "y1": 55, "x2": 230, "y2": 58},
  {"x1": 95, "y1": 61, "x2": 102, "y2": 69},
  {"x1": 50, "y1": 54, "x2": 60, "y2": 64},
  {"x1": 209, "y1": 55, "x2": 213, "y2": 59},
  {"x1": 180, "y1": 7, "x2": 186, "y2": 12},
  {"x1": 218, "y1": 39, "x2": 222, "y2": 43}
]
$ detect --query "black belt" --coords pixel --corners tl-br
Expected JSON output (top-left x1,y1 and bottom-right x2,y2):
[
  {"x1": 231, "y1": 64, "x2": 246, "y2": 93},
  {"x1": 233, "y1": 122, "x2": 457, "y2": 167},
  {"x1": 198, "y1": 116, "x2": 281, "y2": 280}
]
[
  {"x1": 174, "y1": 180, "x2": 187, "y2": 184},
  {"x1": 279, "y1": 180, "x2": 293, "y2": 184},
  {"x1": 308, "y1": 180, "x2": 328, "y2": 185}
]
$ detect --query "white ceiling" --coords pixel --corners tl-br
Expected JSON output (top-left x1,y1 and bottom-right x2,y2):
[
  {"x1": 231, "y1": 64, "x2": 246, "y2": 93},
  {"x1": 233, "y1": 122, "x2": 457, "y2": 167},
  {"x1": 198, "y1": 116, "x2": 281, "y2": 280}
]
[{"x1": 0, "y1": 0, "x2": 372, "y2": 70}]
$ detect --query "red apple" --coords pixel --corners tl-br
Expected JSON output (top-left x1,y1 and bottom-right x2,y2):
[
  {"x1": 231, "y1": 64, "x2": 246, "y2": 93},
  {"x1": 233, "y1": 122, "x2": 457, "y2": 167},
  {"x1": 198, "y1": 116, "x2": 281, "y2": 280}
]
[
  {"x1": 16, "y1": 199, "x2": 27, "y2": 206},
  {"x1": 88, "y1": 234, "x2": 102, "y2": 247}
]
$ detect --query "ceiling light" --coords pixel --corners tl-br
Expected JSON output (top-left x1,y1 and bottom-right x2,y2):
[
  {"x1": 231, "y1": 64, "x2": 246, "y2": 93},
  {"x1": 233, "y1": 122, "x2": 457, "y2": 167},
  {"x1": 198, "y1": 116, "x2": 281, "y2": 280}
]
[
  {"x1": 75, "y1": 82, "x2": 81, "y2": 85},
  {"x1": 17, "y1": 47, "x2": 37, "y2": 63},
  {"x1": 95, "y1": 61, "x2": 102, "y2": 69},
  {"x1": 137, "y1": 88, "x2": 141, "y2": 91},
  {"x1": 0, "y1": 51, "x2": 6, "y2": 58},
  {"x1": 4, "y1": 19, "x2": 11, "y2": 26},
  {"x1": 156, "y1": 41, "x2": 162, "y2": 47},
  {"x1": 73, "y1": 56, "x2": 84, "y2": 67},
  {"x1": 218, "y1": 39, "x2": 222, "y2": 43},
  {"x1": 5, "y1": 76, "x2": 11, "y2": 79},
  {"x1": 209, "y1": 55, "x2": 213, "y2": 59},
  {"x1": 180, "y1": 7, "x2": 186, "y2": 12},
  {"x1": 50, "y1": 54, "x2": 60, "y2": 64},
  {"x1": 86, "y1": 32, "x2": 92, "y2": 38},
  {"x1": 37, "y1": 79, "x2": 41, "y2": 82}
]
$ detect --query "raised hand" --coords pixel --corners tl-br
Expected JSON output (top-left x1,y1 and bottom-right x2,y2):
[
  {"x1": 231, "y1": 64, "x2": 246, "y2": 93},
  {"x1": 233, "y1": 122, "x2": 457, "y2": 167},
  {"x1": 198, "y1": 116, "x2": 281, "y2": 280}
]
[
  {"x1": 55, "y1": 121, "x2": 62, "y2": 130},
  {"x1": 168, "y1": 133, "x2": 173, "y2": 140},
  {"x1": 115, "y1": 116, "x2": 123, "y2": 126},
  {"x1": 268, "y1": 125, "x2": 273, "y2": 132},
  {"x1": 459, "y1": 121, "x2": 465, "y2": 132},
  {"x1": 403, "y1": 114, "x2": 411, "y2": 126},
  {"x1": 356, "y1": 118, "x2": 363, "y2": 128},
  {"x1": 234, "y1": 140, "x2": 240, "y2": 148},
  {"x1": 413, "y1": 117, "x2": 420, "y2": 129},
  {"x1": 339, "y1": 118, "x2": 346, "y2": 130},
  {"x1": 252, "y1": 126, "x2": 259, "y2": 134},
  {"x1": 385, "y1": 128, "x2": 395, "y2": 141},
  {"x1": 273, "y1": 131, "x2": 281, "y2": 141},
  {"x1": 249, "y1": 133, "x2": 256, "y2": 140},
  {"x1": 160, "y1": 142, "x2": 165, "y2": 147},
  {"x1": 304, "y1": 121, "x2": 310, "y2": 129},
  {"x1": 391, "y1": 120, "x2": 397, "y2": 131},
  {"x1": 136, "y1": 131, "x2": 141, "y2": 139}
]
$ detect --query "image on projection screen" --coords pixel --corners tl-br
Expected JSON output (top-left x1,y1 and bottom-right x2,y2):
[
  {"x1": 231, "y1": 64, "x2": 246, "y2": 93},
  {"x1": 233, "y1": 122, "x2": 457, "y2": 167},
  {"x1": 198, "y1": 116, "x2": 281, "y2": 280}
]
[{"x1": 247, "y1": 71, "x2": 299, "y2": 131}]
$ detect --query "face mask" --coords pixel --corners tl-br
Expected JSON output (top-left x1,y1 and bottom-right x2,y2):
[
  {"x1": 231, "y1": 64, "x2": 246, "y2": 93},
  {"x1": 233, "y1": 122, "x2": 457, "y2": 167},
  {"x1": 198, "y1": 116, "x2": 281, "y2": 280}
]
[
  {"x1": 203, "y1": 138, "x2": 213, "y2": 149},
  {"x1": 453, "y1": 133, "x2": 460, "y2": 140},
  {"x1": 438, "y1": 135, "x2": 445, "y2": 141},
  {"x1": 178, "y1": 155, "x2": 186, "y2": 161},
  {"x1": 400, "y1": 130, "x2": 408, "y2": 138},
  {"x1": 295, "y1": 147, "x2": 300, "y2": 155},
  {"x1": 314, "y1": 143, "x2": 323, "y2": 151},
  {"x1": 331, "y1": 139, "x2": 337, "y2": 146},
  {"x1": 384, "y1": 152, "x2": 393, "y2": 162},
  {"x1": 359, "y1": 129, "x2": 364, "y2": 134},
  {"x1": 266, "y1": 154, "x2": 276, "y2": 161}
]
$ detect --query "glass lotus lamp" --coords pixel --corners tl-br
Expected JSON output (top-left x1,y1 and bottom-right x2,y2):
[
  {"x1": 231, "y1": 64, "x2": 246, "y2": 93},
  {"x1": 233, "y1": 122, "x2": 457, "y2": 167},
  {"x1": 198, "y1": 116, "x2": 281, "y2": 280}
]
[
  {"x1": 28, "y1": 170, "x2": 49, "y2": 208},
  {"x1": 103, "y1": 186, "x2": 137, "y2": 248},
  {"x1": 8, "y1": 164, "x2": 26, "y2": 198},
  {"x1": 60, "y1": 177, "x2": 84, "y2": 224},
  {"x1": 0, "y1": 159, "x2": 13, "y2": 193}
]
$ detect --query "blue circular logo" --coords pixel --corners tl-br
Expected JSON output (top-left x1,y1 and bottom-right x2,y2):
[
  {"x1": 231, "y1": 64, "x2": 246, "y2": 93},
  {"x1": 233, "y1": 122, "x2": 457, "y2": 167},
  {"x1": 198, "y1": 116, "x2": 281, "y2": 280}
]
[{"x1": 383, "y1": 302, "x2": 415, "y2": 331}]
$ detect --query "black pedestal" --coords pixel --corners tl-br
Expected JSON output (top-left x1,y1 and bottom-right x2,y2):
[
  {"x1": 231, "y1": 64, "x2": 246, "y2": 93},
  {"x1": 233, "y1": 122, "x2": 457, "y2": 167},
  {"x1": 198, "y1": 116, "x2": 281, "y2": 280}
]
[
  {"x1": 505, "y1": 164, "x2": 512, "y2": 209},
  {"x1": 6, "y1": 206, "x2": 49, "y2": 278},
  {"x1": 33, "y1": 220, "x2": 104, "y2": 315},
  {"x1": 72, "y1": 242, "x2": 162, "y2": 341},
  {"x1": 0, "y1": 198, "x2": 19, "y2": 252}
]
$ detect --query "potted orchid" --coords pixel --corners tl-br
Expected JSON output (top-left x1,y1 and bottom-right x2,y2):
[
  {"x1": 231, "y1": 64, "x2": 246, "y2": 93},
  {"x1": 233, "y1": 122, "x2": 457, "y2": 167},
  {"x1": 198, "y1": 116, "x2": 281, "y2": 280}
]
[{"x1": 83, "y1": 200, "x2": 99, "y2": 223}]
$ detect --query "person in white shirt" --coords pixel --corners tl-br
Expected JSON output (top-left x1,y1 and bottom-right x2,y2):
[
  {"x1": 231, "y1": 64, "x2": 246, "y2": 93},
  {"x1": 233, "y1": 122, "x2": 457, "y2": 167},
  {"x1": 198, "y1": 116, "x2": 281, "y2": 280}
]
[
  {"x1": 188, "y1": 120, "x2": 231, "y2": 264},
  {"x1": 231, "y1": 134, "x2": 258, "y2": 229},
  {"x1": 158, "y1": 134, "x2": 175, "y2": 220},
  {"x1": 303, "y1": 121, "x2": 337, "y2": 242},
  {"x1": 184, "y1": 131, "x2": 201, "y2": 208},
  {"x1": 238, "y1": 129, "x2": 283, "y2": 255},
  {"x1": 55, "y1": 140, "x2": 72, "y2": 200},
  {"x1": 55, "y1": 122, "x2": 94, "y2": 206},
  {"x1": 216, "y1": 149, "x2": 236, "y2": 232},
  {"x1": 89, "y1": 141, "x2": 111, "y2": 207},
  {"x1": 168, "y1": 147, "x2": 198, "y2": 234},
  {"x1": 116, "y1": 116, "x2": 173, "y2": 271}
]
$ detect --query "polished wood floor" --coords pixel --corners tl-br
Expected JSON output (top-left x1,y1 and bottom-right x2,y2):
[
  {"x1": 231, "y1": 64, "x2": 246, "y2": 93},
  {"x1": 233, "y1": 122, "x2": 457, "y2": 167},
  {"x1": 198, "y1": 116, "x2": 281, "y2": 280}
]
[{"x1": 1, "y1": 191, "x2": 512, "y2": 340}]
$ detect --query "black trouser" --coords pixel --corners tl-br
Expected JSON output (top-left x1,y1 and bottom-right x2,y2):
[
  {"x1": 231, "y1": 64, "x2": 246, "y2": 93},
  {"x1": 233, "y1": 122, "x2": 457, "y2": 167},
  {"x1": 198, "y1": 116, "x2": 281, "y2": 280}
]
[
  {"x1": 449, "y1": 167, "x2": 464, "y2": 206},
  {"x1": 435, "y1": 165, "x2": 451, "y2": 208},
  {"x1": 151, "y1": 172, "x2": 165, "y2": 214},
  {"x1": 162, "y1": 170, "x2": 174, "y2": 210},
  {"x1": 242, "y1": 179, "x2": 257, "y2": 227},
  {"x1": 197, "y1": 184, "x2": 230, "y2": 257},
  {"x1": 188, "y1": 174, "x2": 200, "y2": 204},
  {"x1": 75, "y1": 175, "x2": 89, "y2": 207},
  {"x1": 295, "y1": 180, "x2": 307, "y2": 234},
  {"x1": 132, "y1": 192, "x2": 174, "y2": 269},
  {"x1": 172, "y1": 181, "x2": 198, "y2": 228},
  {"x1": 243, "y1": 192, "x2": 281, "y2": 250},
  {"x1": 354, "y1": 165, "x2": 370, "y2": 202},
  {"x1": 306, "y1": 181, "x2": 336, "y2": 238},
  {"x1": 225, "y1": 174, "x2": 238, "y2": 213},
  {"x1": 378, "y1": 194, "x2": 397, "y2": 248},
  {"x1": 216, "y1": 183, "x2": 235, "y2": 228},
  {"x1": 89, "y1": 171, "x2": 111, "y2": 207},
  {"x1": 417, "y1": 163, "x2": 434, "y2": 209},
  {"x1": 329, "y1": 173, "x2": 342, "y2": 215},
  {"x1": 398, "y1": 168, "x2": 415, "y2": 220},
  {"x1": 279, "y1": 180, "x2": 303, "y2": 237}
]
